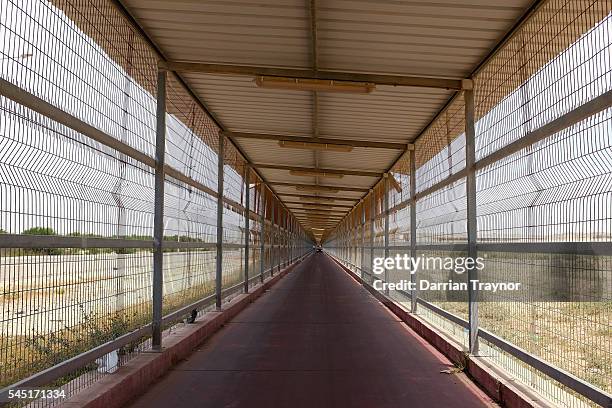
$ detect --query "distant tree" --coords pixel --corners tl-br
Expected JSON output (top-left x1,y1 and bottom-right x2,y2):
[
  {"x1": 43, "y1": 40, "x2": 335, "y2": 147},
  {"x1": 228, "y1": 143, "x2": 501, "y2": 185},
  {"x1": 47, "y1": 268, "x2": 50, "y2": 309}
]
[
  {"x1": 22, "y1": 227, "x2": 61, "y2": 255},
  {"x1": 22, "y1": 227, "x2": 56, "y2": 235}
]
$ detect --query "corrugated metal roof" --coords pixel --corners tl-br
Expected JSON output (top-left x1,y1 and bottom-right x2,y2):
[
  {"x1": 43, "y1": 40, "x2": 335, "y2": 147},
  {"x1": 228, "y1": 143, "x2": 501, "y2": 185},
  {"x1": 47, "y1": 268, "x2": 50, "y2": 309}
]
[
  {"x1": 125, "y1": 0, "x2": 311, "y2": 67},
  {"x1": 318, "y1": 86, "x2": 451, "y2": 142},
  {"x1": 235, "y1": 138, "x2": 314, "y2": 167},
  {"x1": 317, "y1": 0, "x2": 529, "y2": 77},
  {"x1": 182, "y1": 74, "x2": 313, "y2": 136},
  {"x1": 120, "y1": 0, "x2": 535, "y2": 231},
  {"x1": 318, "y1": 148, "x2": 397, "y2": 171}
]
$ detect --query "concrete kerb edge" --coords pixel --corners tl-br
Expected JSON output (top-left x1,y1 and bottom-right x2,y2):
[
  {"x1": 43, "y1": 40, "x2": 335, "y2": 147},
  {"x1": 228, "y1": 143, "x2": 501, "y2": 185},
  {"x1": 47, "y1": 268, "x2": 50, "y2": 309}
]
[{"x1": 60, "y1": 255, "x2": 310, "y2": 408}]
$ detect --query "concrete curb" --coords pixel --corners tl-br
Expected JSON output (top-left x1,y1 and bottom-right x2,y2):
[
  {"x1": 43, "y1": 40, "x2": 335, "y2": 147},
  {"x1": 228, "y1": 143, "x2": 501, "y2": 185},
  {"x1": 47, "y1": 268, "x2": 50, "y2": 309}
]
[
  {"x1": 61, "y1": 257, "x2": 308, "y2": 408},
  {"x1": 329, "y1": 256, "x2": 552, "y2": 408}
]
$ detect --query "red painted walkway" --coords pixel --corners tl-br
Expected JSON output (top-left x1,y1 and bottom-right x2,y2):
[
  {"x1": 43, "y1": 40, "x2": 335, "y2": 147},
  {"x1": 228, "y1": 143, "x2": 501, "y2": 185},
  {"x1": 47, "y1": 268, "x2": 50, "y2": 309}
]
[{"x1": 129, "y1": 253, "x2": 494, "y2": 408}]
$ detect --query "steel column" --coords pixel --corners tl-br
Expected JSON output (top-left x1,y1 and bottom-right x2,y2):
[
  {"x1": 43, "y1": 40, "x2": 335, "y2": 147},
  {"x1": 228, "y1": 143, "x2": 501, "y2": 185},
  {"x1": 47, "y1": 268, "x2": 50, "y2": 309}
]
[
  {"x1": 215, "y1": 132, "x2": 225, "y2": 310},
  {"x1": 280, "y1": 210, "x2": 285, "y2": 268},
  {"x1": 465, "y1": 88, "x2": 479, "y2": 354},
  {"x1": 270, "y1": 199, "x2": 275, "y2": 276},
  {"x1": 410, "y1": 149, "x2": 418, "y2": 313},
  {"x1": 361, "y1": 200, "x2": 366, "y2": 280},
  {"x1": 383, "y1": 174, "x2": 390, "y2": 295},
  {"x1": 369, "y1": 189, "x2": 375, "y2": 281},
  {"x1": 243, "y1": 165, "x2": 250, "y2": 293},
  {"x1": 152, "y1": 69, "x2": 166, "y2": 350},
  {"x1": 279, "y1": 209, "x2": 283, "y2": 269},
  {"x1": 259, "y1": 188, "x2": 265, "y2": 283}
]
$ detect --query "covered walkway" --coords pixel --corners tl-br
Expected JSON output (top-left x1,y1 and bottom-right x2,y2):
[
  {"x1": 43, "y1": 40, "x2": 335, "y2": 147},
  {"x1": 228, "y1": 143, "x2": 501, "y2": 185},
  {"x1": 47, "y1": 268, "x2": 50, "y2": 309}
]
[
  {"x1": 1, "y1": 0, "x2": 611, "y2": 407},
  {"x1": 129, "y1": 254, "x2": 493, "y2": 408}
]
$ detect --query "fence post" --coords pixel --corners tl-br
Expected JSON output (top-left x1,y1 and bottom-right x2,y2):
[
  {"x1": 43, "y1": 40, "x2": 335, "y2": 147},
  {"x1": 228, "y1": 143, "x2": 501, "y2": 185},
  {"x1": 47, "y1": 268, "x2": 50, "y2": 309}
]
[
  {"x1": 465, "y1": 86, "x2": 479, "y2": 354},
  {"x1": 410, "y1": 148, "x2": 418, "y2": 313},
  {"x1": 279, "y1": 208, "x2": 283, "y2": 270},
  {"x1": 369, "y1": 189, "x2": 375, "y2": 281},
  {"x1": 260, "y1": 188, "x2": 265, "y2": 283},
  {"x1": 361, "y1": 200, "x2": 365, "y2": 280},
  {"x1": 215, "y1": 132, "x2": 225, "y2": 310},
  {"x1": 270, "y1": 199, "x2": 275, "y2": 276},
  {"x1": 243, "y1": 165, "x2": 250, "y2": 293},
  {"x1": 383, "y1": 174, "x2": 390, "y2": 296},
  {"x1": 152, "y1": 68, "x2": 166, "y2": 350}
]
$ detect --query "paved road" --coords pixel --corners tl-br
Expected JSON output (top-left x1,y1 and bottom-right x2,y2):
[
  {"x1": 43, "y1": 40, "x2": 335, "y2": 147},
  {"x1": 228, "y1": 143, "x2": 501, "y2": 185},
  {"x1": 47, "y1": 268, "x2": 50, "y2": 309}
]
[{"x1": 129, "y1": 253, "x2": 494, "y2": 408}]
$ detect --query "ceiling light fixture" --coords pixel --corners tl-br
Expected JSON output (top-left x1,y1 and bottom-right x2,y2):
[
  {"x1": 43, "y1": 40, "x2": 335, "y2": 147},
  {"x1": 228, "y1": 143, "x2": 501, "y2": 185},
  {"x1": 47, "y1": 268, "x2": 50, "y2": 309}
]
[
  {"x1": 278, "y1": 140, "x2": 353, "y2": 152},
  {"x1": 255, "y1": 76, "x2": 375, "y2": 94},
  {"x1": 289, "y1": 170, "x2": 343, "y2": 179},
  {"x1": 295, "y1": 186, "x2": 339, "y2": 193},
  {"x1": 299, "y1": 196, "x2": 335, "y2": 202}
]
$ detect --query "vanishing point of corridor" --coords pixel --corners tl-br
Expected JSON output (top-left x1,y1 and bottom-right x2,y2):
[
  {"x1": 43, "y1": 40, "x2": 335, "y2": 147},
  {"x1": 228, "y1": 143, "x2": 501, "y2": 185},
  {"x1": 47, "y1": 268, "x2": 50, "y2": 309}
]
[{"x1": 129, "y1": 254, "x2": 494, "y2": 408}]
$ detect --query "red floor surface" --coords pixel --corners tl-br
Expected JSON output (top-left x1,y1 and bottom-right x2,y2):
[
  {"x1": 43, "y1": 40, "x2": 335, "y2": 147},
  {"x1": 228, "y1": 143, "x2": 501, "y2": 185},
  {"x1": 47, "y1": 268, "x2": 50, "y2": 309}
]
[{"x1": 129, "y1": 253, "x2": 495, "y2": 408}]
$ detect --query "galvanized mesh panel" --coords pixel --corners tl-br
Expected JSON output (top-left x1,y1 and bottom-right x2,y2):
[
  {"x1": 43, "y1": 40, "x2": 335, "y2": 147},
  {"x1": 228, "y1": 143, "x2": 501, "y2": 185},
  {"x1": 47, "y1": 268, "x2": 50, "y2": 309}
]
[
  {"x1": 416, "y1": 180, "x2": 467, "y2": 245},
  {"x1": 415, "y1": 97, "x2": 466, "y2": 193},
  {"x1": 474, "y1": 0, "x2": 612, "y2": 160}
]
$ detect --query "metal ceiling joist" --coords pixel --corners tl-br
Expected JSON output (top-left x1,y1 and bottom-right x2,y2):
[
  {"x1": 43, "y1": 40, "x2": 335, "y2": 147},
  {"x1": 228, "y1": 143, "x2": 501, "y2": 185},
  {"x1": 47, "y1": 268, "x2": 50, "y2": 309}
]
[
  {"x1": 297, "y1": 219, "x2": 342, "y2": 223},
  {"x1": 282, "y1": 201, "x2": 354, "y2": 208},
  {"x1": 295, "y1": 213, "x2": 343, "y2": 219},
  {"x1": 254, "y1": 164, "x2": 381, "y2": 178},
  {"x1": 298, "y1": 220, "x2": 342, "y2": 224},
  {"x1": 290, "y1": 209, "x2": 347, "y2": 215},
  {"x1": 269, "y1": 182, "x2": 369, "y2": 192},
  {"x1": 294, "y1": 210, "x2": 344, "y2": 216},
  {"x1": 297, "y1": 203, "x2": 352, "y2": 208},
  {"x1": 160, "y1": 61, "x2": 469, "y2": 90},
  {"x1": 277, "y1": 193, "x2": 358, "y2": 202},
  {"x1": 226, "y1": 132, "x2": 409, "y2": 150}
]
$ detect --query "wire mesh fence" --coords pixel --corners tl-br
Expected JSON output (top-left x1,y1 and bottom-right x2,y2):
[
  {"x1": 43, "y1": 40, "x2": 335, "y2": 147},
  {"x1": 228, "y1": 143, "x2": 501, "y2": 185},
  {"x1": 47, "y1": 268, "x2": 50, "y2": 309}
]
[
  {"x1": 327, "y1": 0, "x2": 612, "y2": 406},
  {"x1": 0, "y1": 0, "x2": 311, "y2": 404}
]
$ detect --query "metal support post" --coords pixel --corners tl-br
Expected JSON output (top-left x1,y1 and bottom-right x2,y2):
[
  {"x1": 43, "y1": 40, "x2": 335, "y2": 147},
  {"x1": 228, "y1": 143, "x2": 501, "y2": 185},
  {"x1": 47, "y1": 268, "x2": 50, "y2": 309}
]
[
  {"x1": 243, "y1": 165, "x2": 250, "y2": 293},
  {"x1": 152, "y1": 69, "x2": 166, "y2": 350},
  {"x1": 259, "y1": 189, "x2": 265, "y2": 283},
  {"x1": 369, "y1": 189, "x2": 375, "y2": 282},
  {"x1": 361, "y1": 200, "x2": 365, "y2": 279},
  {"x1": 465, "y1": 88, "x2": 479, "y2": 354},
  {"x1": 410, "y1": 149, "x2": 418, "y2": 313},
  {"x1": 215, "y1": 132, "x2": 225, "y2": 310},
  {"x1": 383, "y1": 174, "x2": 390, "y2": 296},
  {"x1": 270, "y1": 199, "x2": 275, "y2": 276},
  {"x1": 278, "y1": 208, "x2": 282, "y2": 271},
  {"x1": 279, "y1": 211, "x2": 283, "y2": 269}
]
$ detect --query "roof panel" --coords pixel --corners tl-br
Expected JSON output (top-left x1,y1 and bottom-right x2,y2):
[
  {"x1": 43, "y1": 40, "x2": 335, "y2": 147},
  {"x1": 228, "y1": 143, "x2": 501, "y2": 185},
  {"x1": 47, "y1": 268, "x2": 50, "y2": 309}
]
[
  {"x1": 318, "y1": 86, "x2": 452, "y2": 142},
  {"x1": 316, "y1": 0, "x2": 532, "y2": 76},
  {"x1": 120, "y1": 0, "x2": 535, "y2": 221},
  {"x1": 127, "y1": 0, "x2": 311, "y2": 66},
  {"x1": 182, "y1": 73, "x2": 313, "y2": 136},
  {"x1": 318, "y1": 148, "x2": 399, "y2": 171},
  {"x1": 235, "y1": 139, "x2": 314, "y2": 167}
]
